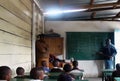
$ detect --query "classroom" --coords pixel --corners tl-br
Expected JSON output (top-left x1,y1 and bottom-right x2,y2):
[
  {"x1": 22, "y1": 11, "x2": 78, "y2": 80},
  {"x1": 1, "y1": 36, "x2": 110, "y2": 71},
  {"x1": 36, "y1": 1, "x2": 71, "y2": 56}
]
[{"x1": 0, "y1": 0, "x2": 120, "y2": 81}]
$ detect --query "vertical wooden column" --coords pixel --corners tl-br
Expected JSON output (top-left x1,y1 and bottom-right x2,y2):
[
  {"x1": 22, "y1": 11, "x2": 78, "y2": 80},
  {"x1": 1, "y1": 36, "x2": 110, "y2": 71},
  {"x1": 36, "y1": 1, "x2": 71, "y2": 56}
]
[{"x1": 31, "y1": 2, "x2": 36, "y2": 68}]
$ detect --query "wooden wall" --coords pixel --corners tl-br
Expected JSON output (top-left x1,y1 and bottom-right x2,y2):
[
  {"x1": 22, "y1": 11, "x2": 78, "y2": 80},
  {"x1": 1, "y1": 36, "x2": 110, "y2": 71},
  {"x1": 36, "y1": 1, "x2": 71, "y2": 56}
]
[{"x1": 0, "y1": 0, "x2": 32, "y2": 75}]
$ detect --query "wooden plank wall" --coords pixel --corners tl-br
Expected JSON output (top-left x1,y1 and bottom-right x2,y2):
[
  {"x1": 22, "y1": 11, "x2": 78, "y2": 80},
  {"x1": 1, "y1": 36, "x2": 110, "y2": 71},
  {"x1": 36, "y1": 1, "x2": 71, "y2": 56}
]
[{"x1": 0, "y1": 0, "x2": 33, "y2": 75}]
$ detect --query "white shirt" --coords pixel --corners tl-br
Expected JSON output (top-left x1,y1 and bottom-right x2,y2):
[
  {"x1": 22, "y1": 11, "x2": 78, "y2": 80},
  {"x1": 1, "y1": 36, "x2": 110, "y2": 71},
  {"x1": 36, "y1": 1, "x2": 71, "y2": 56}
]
[{"x1": 30, "y1": 79, "x2": 43, "y2": 81}]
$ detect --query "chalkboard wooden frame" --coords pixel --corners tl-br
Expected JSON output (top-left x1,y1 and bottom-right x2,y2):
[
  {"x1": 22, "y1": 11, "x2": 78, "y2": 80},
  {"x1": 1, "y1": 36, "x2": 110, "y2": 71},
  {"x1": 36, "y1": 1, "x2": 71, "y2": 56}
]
[{"x1": 66, "y1": 32, "x2": 114, "y2": 60}]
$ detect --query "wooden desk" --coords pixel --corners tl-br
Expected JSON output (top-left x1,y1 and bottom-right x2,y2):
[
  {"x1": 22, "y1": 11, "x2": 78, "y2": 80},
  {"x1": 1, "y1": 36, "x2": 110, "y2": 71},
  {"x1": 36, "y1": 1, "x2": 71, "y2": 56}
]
[
  {"x1": 10, "y1": 78, "x2": 88, "y2": 81},
  {"x1": 10, "y1": 78, "x2": 29, "y2": 81},
  {"x1": 48, "y1": 72, "x2": 84, "y2": 80},
  {"x1": 10, "y1": 78, "x2": 57, "y2": 81},
  {"x1": 102, "y1": 69, "x2": 114, "y2": 81},
  {"x1": 70, "y1": 72, "x2": 83, "y2": 80},
  {"x1": 48, "y1": 72, "x2": 62, "y2": 79},
  {"x1": 114, "y1": 77, "x2": 120, "y2": 81}
]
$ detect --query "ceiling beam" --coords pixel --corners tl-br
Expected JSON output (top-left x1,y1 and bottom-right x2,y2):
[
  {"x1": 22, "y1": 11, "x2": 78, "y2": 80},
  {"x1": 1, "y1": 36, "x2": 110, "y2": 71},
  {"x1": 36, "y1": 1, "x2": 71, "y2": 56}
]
[
  {"x1": 90, "y1": 0, "x2": 94, "y2": 5},
  {"x1": 92, "y1": 16, "x2": 120, "y2": 20},
  {"x1": 117, "y1": 0, "x2": 120, "y2": 3},
  {"x1": 86, "y1": 6, "x2": 120, "y2": 12},
  {"x1": 56, "y1": 6, "x2": 120, "y2": 12},
  {"x1": 63, "y1": 2, "x2": 120, "y2": 10},
  {"x1": 92, "y1": 16, "x2": 120, "y2": 21},
  {"x1": 46, "y1": 16, "x2": 120, "y2": 21},
  {"x1": 61, "y1": 15, "x2": 120, "y2": 20},
  {"x1": 91, "y1": 12, "x2": 96, "y2": 19},
  {"x1": 112, "y1": 12, "x2": 120, "y2": 20},
  {"x1": 89, "y1": 0, "x2": 94, "y2": 11},
  {"x1": 113, "y1": 0, "x2": 120, "y2": 8},
  {"x1": 84, "y1": 2, "x2": 120, "y2": 8},
  {"x1": 115, "y1": 12, "x2": 120, "y2": 17}
]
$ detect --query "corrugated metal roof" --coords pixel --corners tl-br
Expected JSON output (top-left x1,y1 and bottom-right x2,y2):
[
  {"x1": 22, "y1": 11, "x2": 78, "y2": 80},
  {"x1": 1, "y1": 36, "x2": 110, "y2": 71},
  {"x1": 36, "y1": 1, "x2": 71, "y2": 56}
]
[{"x1": 38, "y1": 0, "x2": 120, "y2": 21}]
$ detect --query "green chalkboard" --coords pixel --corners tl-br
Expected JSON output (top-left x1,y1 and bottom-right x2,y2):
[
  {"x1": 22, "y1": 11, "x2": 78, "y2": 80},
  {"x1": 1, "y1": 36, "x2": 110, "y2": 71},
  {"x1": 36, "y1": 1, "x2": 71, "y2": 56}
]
[{"x1": 66, "y1": 32, "x2": 114, "y2": 60}]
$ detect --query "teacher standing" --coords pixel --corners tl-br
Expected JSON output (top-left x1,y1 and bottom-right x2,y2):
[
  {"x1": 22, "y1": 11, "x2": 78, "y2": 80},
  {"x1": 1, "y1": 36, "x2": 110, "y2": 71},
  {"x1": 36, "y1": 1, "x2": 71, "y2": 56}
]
[{"x1": 99, "y1": 39, "x2": 117, "y2": 69}]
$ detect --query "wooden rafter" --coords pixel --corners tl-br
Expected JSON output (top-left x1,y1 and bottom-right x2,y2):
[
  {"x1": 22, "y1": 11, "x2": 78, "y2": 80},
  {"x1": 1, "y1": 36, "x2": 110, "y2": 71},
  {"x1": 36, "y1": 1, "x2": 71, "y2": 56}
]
[
  {"x1": 116, "y1": 12, "x2": 120, "y2": 17},
  {"x1": 112, "y1": 12, "x2": 120, "y2": 20},
  {"x1": 63, "y1": 2, "x2": 120, "y2": 10},
  {"x1": 93, "y1": 15, "x2": 120, "y2": 20},
  {"x1": 42, "y1": 0, "x2": 120, "y2": 21},
  {"x1": 88, "y1": 2, "x2": 119, "y2": 8},
  {"x1": 95, "y1": 15, "x2": 120, "y2": 20},
  {"x1": 87, "y1": 6, "x2": 120, "y2": 12},
  {"x1": 117, "y1": 0, "x2": 120, "y2": 3},
  {"x1": 88, "y1": 0, "x2": 94, "y2": 11},
  {"x1": 90, "y1": 0, "x2": 94, "y2": 5},
  {"x1": 115, "y1": 12, "x2": 120, "y2": 19},
  {"x1": 46, "y1": 15, "x2": 120, "y2": 21},
  {"x1": 91, "y1": 12, "x2": 96, "y2": 19},
  {"x1": 113, "y1": 0, "x2": 120, "y2": 8},
  {"x1": 61, "y1": 14, "x2": 120, "y2": 20}
]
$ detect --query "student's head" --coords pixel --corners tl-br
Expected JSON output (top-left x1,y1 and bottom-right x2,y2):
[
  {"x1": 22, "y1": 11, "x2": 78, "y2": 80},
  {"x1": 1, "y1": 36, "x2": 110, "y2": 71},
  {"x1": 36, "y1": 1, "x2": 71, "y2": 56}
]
[
  {"x1": 41, "y1": 61, "x2": 47, "y2": 67},
  {"x1": 116, "y1": 63, "x2": 120, "y2": 70},
  {"x1": 30, "y1": 67, "x2": 44, "y2": 80},
  {"x1": 63, "y1": 63, "x2": 72, "y2": 72},
  {"x1": 53, "y1": 60, "x2": 60, "y2": 67},
  {"x1": 16, "y1": 67, "x2": 25, "y2": 76},
  {"x1": 72, "y1": 60, "x2": 78, "y2": 67},
  {"x1": 0, "y1": 66, "x2": 12, "y2": 81},
  {"x1": 105, "y1": 38, "x2": 111, "y2": 45}
]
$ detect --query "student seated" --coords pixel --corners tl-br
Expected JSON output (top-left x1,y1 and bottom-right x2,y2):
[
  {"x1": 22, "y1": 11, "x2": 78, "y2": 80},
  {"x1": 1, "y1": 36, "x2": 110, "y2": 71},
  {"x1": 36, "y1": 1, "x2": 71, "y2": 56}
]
[
  {"x1": 0, "y1": 66, "x2": 12, "y2": 81},
  {"x1": 57, "y1": 63, "x2": 75, "y2": 81},
  {"x1": 30, "y1": 67, "x2": 44, "y2": 81},
  {"x1": 70, "y1": 60, "x2": 84, "y2": 80},
  {"x1": 14, "y1": 67, "x2": 25, "y2": 78},
  {"x1": 112, "y1": 63, "x2": 120, "y2": 81},
  {"x1": 50, "y1": 60, "x2": 63, "y2": 72},
  {"x1": 41, "y1": 61, "x2": 50, "y2": 73},
  {"x1": 71, "y1": 60, "x2": 84, "y2": 72}
]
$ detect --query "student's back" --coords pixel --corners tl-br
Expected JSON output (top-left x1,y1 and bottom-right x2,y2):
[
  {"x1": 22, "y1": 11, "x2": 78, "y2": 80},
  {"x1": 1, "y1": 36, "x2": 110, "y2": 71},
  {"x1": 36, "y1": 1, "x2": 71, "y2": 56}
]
[
  {"x1": 50, "y1": 60, "x2": 63, "y2": 72},
  {"x1": 70, "y1": 60, "x2": 84, "y2": 80},
  {"x1": 0, "y1": 66, "x2": 12, "y2": 81},
  {"x1": 71, "y1": 60, "x2": 84, "y2": 71},
  {"x1": 15, "y1": 67, "x2": 24, "y2": 78},
  {"x1": 112, "y1": 63, "x2": 120, "y2": 79},
  {"x1": 58, "y1": 73, "x2": 72, "y2": 81},
  {"x1": 30, "y1": 67, "x2": 44, "y2": 80},
  {"x1": 14, "y1": 67, "x2": 29, "y2": 78},
  {"x1": 41, "y1": 61, "x2": 50, "y2": 73},
  {"x1": 57, "y1": 63, "x2": 74, "y2": 81}
]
